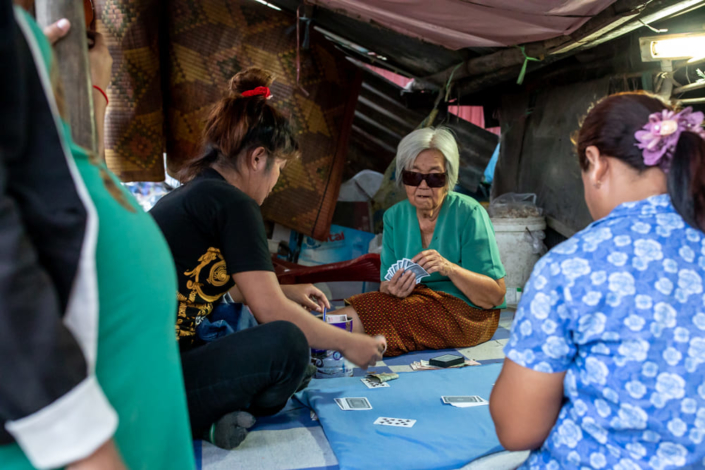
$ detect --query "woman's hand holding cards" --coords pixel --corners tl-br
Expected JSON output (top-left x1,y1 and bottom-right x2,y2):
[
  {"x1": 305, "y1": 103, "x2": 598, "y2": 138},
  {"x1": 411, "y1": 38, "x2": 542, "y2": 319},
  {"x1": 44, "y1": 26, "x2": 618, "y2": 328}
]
[
  {"x1": 412, "y1": 250, "x2": 455, "y2": 277},
  {"x1": 386, "y1": 269, "x2": 416, "y2": 298}
]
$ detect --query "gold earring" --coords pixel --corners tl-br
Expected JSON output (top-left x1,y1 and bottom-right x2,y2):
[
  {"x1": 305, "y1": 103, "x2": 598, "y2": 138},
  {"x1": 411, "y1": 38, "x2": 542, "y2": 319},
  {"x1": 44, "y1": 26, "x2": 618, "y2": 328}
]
[{"x1": 594, "y1": 180, "x2": 602, "y2": 189}]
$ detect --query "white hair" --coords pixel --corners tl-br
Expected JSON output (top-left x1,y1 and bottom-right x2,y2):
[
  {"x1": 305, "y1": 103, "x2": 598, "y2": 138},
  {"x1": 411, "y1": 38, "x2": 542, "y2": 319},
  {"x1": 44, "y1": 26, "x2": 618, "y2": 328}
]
[{"x1": 395, "y1": 127, "x2": 459, "y2": 190}]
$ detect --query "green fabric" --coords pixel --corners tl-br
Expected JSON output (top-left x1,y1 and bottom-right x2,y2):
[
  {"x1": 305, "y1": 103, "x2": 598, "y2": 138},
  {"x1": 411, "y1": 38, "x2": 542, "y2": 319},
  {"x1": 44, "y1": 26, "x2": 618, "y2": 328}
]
[
  {"x1": 382, "y1": 192, "x2": 506, "y2": 309},
  {"x1": 0, "y1": 12, "x2": 195, "y2": 470}
]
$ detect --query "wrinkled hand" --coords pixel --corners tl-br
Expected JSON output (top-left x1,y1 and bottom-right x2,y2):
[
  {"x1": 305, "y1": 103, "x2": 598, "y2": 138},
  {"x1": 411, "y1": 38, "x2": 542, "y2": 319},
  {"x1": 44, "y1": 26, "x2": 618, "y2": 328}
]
[
  {"x1": 281, "y1": 284, "x2": 331, "y2": 313},
  {"x1": 67, "y1": 439, "x2": 126, "y2": 470},
  {"x1": 87, "y1": 32, "x2": 112, "y2": 92},
  {"x1": 385, "y1": 269, "x2": 416, "y2": 298},
  {"x1": 341, "y1": 334, "x2": 386, "y2": 369},
  {"x1": 413, "y1": 250, "x2": 455, "y2": 277},
  {"x1": 43, "y1": 18, "x2": 71, "y2": 45}
]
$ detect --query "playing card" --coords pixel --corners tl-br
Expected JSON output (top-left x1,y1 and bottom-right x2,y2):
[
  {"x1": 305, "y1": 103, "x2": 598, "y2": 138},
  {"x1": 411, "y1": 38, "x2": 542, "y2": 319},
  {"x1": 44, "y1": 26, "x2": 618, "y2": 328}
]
[
  {"x1": 442, "y1": 395, "x2": 485, "y2": 404},
  {"x1": 325, "y1": 314, "x2": 347, "y2": 324},
  {"x1": 441, "y1": 396, "x2": 488, "y2": 407},
  {"x1": 451, "y1": 402, "x2": 488, "y2": 408},
  {"x1": 361, "y1": 378, "x2": 390, "y2": 389},
  {"x1": 374, "y1": 417, "x2": 416, "y2": 428},
  {"x1": 335, "y1": 397, "x2": 372, "y2": 410},
  {"x1": 384, "y1": 268, "x2": 394, "y2": 282},
  {"x1": 406, "y1": 263, "x2": 428, "y2": 278}
]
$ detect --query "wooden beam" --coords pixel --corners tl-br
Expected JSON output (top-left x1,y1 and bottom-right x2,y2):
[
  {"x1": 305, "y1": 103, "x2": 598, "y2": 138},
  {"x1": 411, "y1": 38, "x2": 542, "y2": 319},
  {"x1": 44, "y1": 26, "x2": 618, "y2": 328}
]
[
  {"x1": 549, "y1": 13, "x2": 638, "y2": 55},
  {"x1": 414, "y1": 0, "x2": 646, "y2": 89},
  {"x1": 35, "y1": 0, "x2": 97, "y2": 153},
  {"x1": 416, "y1": 44, "x2": 547, "y2": 89},
  {"x1": 674, "y1": 81, "x2": 705, "y2": 94},
  {"x1": 676, "y1": 57, "x2": 705, "y2": 69},
  {"x1": 448, "y1": 0, "x2": 705, "y2": 97},
  {"x1": 566, "y1": 0, "x2": 705, "y2": 52},
  {"x1": 415, "y1": 0, "x2": 705, "y2": 93},
  {"x1": 677, "y1": 97, "x2": 705, "y2": 104}
]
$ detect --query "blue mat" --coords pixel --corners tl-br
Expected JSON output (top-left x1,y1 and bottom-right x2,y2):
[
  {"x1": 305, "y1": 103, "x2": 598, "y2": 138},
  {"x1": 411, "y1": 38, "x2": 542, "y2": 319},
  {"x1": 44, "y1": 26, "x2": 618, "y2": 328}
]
[{"x1": 296, "y1": 363, "x2": 504, "y2": 470}]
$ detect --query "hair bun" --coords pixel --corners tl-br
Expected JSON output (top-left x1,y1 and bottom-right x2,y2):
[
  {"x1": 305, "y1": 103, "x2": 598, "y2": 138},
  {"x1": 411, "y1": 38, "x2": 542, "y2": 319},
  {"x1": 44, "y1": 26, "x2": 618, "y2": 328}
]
[{"x1": 230, "y1": 67, "x2": 274, "y2": 97}]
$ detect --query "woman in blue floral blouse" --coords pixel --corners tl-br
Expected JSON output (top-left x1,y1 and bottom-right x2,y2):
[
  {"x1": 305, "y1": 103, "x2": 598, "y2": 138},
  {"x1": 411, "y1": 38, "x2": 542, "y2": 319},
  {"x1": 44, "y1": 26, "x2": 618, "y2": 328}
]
[{"x1": 491, "y1": 92, "x2": 705, "y2": 469}]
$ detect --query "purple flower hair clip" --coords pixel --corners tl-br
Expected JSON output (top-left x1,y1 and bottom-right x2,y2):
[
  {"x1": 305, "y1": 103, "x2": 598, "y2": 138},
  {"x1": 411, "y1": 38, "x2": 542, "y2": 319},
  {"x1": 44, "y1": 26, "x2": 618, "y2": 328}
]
[{"x1": 634, "y1": 107, "x2": 705, "y2": 172}]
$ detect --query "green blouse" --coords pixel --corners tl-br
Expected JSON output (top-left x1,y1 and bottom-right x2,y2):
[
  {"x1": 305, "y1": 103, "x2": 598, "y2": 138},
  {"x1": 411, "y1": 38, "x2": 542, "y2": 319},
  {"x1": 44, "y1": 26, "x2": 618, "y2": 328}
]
[{"x1": 382, "y1": 192, "x2": 506, "y2": 309}]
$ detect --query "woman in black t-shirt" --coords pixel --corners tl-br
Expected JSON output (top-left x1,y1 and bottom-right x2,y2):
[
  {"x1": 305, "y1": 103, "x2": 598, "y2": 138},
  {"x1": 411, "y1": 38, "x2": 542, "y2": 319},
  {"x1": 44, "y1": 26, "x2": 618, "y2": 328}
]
[{"x1": 151, "y1": 67, "x2": 386, "y2": 450}]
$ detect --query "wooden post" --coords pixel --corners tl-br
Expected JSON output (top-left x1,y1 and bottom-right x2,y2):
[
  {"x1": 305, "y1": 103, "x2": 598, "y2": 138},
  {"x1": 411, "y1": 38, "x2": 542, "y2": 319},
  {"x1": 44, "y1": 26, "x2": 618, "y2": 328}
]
[{"x1": 35, "y1": 0, "x2": 97, "y2": 153}]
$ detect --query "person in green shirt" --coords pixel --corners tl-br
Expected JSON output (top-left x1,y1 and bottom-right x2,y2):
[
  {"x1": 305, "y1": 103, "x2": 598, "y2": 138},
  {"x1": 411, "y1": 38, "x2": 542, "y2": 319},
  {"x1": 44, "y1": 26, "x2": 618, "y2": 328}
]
[
  {"x1": 0, "y1": 7, "x2": 194, "y2": 469},
  {"x1": 341, "y1": 127, "x2": 507, "y2": 356}
]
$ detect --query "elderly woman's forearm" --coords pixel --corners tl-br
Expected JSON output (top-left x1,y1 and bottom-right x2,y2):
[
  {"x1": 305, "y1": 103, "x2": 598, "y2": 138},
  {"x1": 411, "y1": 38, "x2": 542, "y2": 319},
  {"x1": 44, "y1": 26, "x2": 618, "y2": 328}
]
[{"x1": 448, "y1": 265, "x2": 506, "y2": 309}]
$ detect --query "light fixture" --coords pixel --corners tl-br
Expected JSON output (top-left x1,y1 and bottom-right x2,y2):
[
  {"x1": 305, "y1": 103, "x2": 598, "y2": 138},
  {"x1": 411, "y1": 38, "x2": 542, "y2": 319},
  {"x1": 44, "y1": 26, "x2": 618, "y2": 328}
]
[
  {"x1": 254, "y1": 0, "x2": 281, "y2": 11},
  {"x1": 640, "y1": 33, "x2": 705, "y2": 62},
  {"x1": 366, "y1": 51, "x2": 388, "y2": 61}
]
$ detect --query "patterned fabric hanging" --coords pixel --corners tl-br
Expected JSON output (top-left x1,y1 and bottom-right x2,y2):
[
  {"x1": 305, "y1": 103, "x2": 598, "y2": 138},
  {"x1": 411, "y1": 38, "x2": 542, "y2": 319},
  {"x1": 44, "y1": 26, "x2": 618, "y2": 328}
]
[
  {"x1": 98, "y1": 0, "x2": 165, "y2": 181},
  {"x1": 98, "y1": 0, "x2": 361, "y2": 240}
]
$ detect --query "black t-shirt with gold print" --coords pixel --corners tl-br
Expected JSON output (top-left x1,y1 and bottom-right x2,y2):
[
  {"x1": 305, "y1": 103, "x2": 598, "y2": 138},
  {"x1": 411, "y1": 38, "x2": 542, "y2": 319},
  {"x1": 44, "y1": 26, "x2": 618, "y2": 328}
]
[{"x1": 150, "y1": 168, "x2": 273, "y2": 347}]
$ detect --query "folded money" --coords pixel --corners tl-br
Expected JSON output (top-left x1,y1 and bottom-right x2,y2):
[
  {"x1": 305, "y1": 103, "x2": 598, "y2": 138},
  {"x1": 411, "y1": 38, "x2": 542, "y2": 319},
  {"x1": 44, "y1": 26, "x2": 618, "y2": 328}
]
[{"x1": 366, "y1": 372, "x2": 399, "y2": 383}]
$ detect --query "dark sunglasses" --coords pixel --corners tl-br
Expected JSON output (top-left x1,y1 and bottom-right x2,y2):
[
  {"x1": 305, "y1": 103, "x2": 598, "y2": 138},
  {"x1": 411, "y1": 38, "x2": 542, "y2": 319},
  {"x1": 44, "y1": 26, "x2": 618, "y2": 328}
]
[{"x1": 401, "y1": 170, "x2": 447, "y2": 188}]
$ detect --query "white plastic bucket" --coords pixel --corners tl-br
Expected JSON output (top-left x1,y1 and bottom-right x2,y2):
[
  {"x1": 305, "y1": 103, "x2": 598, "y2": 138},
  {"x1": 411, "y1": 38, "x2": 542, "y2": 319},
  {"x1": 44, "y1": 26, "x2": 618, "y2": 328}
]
[{"x1": 491, "y1": 216, "x2": 546, "y2": 308}]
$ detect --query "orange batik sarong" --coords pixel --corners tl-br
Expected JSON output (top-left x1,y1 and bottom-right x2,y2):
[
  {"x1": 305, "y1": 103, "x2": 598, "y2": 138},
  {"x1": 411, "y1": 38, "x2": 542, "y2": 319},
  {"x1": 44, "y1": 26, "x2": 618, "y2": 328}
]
[{"x1": 347, "y1": 285, "x2": 500, "y2": 357}]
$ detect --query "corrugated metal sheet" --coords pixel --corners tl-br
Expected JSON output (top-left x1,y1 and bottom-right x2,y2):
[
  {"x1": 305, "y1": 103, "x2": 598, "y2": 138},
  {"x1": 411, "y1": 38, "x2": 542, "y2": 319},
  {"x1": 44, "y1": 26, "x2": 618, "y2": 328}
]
[
  {"x1": 346, "y1": 67, "x2": 499, "y2": 192},
  {"x1": 344, "y1": 68, "x2": 428, "y2": 179},
  {"x1": 444, "y1": 114, "x2": 499, "y2": 193}
]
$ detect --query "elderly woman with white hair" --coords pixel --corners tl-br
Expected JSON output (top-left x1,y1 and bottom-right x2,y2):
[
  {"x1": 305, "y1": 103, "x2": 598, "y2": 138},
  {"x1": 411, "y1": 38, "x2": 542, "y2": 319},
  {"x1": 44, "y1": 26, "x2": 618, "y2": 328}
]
[{"x1": 341, "y1": 127, "x2": 507, "y2": 357}]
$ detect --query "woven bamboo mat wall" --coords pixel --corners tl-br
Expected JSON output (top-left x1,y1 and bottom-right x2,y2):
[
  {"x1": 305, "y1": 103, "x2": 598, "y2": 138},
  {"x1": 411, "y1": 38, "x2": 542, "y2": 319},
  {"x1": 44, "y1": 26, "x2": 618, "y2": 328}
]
[{"x1": 99, "y1": 0, "x2": 361, "y2": 240}]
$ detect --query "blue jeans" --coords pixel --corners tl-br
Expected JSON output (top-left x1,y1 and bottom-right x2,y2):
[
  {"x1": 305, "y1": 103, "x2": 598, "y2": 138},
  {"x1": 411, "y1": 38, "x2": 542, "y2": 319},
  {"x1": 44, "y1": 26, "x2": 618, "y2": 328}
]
[{"x1": 196, "y1": 301, "x2": 258, "y2": 342}]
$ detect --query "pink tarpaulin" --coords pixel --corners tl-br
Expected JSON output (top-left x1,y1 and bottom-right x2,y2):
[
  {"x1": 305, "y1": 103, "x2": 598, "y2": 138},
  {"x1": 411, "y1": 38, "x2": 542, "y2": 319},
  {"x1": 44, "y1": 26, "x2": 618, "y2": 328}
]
[
  {"x1": 365, "y1": 64, "x2": 414, "y2": 88},
  {"x1": 449, "y1": 105, "x2": 500, "y2": 135},
  {"x1": 363, "y1": 66, "x2": 500, "y2": 134},
  {"x1": 310, "y1": 0, "x2": 618, "y2": 50}
]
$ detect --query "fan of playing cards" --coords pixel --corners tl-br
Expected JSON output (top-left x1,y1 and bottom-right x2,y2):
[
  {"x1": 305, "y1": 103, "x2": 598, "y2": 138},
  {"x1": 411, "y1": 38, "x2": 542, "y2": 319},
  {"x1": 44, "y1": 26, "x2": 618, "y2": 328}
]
[{"x1": 384, "y1": 258, "x2": 430, "y2": 284}]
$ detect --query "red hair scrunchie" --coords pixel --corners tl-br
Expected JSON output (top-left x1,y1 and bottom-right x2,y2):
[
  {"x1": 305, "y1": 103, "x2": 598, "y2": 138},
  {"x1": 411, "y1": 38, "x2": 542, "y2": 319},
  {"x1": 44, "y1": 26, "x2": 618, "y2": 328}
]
[{"x1": 241, "y1": 86, "x2": 271, "y2": 99}]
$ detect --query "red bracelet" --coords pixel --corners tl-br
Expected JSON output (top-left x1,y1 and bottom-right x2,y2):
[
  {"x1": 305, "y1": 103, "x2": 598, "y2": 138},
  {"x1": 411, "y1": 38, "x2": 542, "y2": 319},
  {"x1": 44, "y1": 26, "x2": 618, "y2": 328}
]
[{"x1": 92, "y1": 85, "x2": 109, "y2": 106}]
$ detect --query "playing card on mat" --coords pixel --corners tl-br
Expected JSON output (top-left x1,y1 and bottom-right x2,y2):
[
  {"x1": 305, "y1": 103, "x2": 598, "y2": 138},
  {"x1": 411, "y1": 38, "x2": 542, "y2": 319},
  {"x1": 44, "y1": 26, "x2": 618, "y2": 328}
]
[
  {"x1": 442, "y1": 395, "x2": 485, "y2": 404},
  {"x1": 361, "y1": 378, "x2": 390, "y2": 389},
  {"x1": 442, "y1": 396, "x2": 487, "y2": 407},
  {"x1": 374, "y1": 417, "x2": 416, "y2": 428},
  {"x1": 335, "y1": 397, "x2": 372, "y2": 410}
]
